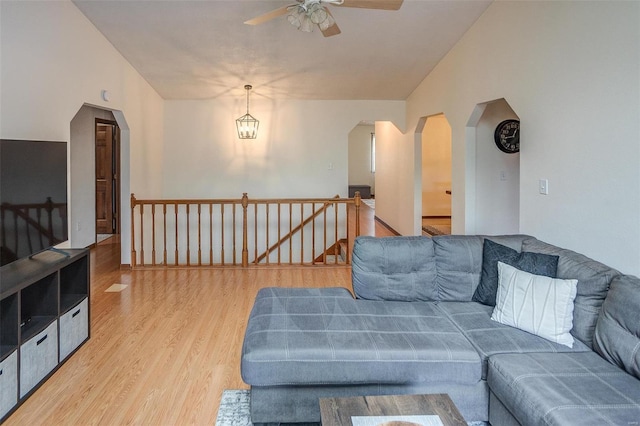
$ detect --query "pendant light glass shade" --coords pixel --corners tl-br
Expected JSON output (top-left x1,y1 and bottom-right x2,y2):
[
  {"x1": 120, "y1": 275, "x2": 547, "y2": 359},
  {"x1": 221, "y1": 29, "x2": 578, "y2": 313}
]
[{"x1": 236, "y1": 85, "x2": 259, "y2": 139}]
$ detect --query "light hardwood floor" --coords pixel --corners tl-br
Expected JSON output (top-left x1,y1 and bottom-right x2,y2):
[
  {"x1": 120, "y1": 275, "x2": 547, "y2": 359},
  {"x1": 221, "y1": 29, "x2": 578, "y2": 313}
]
[{"x1": 5, "y1": 205, "x2": 394, "y2": 425}]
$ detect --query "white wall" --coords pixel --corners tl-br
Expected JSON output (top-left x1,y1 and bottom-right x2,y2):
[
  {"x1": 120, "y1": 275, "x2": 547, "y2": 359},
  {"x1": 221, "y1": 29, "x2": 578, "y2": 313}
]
[
  {"x1": 422, "y1": 114, "x2": 452, "y2": 217},
  {"x1": 348, "y1": 125, "x2": 375, "y2": 194},
  {"x1": 474, "y1": 100, "x2": 519, "y2": 235},
  {"x1": 375, "y1": 121, "x2": 415, "y2": 236},
  {"x1": 378, "y1": 1, "x2": 640, "y2": 275},
  {"x1": 0, "y1": 0, "x2": 165, "y2": 265},
  {"x1": 163, "y1": 100, "x2": 403, "y2": 199}
]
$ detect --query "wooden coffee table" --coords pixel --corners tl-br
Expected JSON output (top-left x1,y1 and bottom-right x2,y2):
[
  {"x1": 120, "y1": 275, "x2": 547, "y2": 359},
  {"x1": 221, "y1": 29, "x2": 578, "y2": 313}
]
[{"x1": 319, "y1": 394, "x2": 467, "y2": 426}]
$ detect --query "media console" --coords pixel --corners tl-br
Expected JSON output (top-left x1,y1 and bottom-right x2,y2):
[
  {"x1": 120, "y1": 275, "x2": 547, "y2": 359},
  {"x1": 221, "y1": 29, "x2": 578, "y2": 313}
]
[{"x1": 0, "y1": 249, "x2": 90, "y2": 422}]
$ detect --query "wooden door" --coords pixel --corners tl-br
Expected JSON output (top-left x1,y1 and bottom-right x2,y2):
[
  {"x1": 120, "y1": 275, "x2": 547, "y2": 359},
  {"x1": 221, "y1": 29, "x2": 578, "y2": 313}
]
[{"x1": 95, "y1": 122, "x2": 118, "y2": 234}]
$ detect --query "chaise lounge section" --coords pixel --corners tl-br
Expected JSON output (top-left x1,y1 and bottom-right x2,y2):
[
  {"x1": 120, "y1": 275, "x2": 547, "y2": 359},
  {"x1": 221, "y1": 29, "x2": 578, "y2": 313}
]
[{"x1": 241, "y1": 235, "x2": 640, "y2": 424}]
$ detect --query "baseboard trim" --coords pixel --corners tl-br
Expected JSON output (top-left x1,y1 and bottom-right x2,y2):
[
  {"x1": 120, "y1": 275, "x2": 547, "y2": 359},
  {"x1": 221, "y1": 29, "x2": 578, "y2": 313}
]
[{"x1": 374, "y1": 216, "x2": 401, "y2": 236}]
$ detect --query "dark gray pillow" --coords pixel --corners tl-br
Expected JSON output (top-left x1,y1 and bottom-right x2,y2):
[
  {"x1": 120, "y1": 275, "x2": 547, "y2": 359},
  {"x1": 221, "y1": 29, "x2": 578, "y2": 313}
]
[{"x1": 472, "y1": 239, "x2": 559, "y2": 306}]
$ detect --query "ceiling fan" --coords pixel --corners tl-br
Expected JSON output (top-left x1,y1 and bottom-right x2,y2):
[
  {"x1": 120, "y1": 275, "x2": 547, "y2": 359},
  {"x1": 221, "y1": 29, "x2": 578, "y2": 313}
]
[{"x1": 244, "y1": 0, "x2": 404, "y2": 37}]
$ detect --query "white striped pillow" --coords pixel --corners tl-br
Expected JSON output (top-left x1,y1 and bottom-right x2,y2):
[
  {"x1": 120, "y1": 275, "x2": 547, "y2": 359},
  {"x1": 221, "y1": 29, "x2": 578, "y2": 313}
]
[{"x1": 491, "y1": 262, "x2": 578, "y2": 348}]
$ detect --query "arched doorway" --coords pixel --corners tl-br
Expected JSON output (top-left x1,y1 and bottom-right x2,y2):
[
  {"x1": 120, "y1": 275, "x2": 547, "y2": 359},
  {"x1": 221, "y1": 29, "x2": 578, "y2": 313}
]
[
  {"x1": 69, "y1": 105, "x2": 130, "y2": 256},
  {"x1": 420, "y1": 114, "x2": 452, "y2": 236},
  {"x1": 466, "y1": 98, "x2": 520, "y2": 234}
]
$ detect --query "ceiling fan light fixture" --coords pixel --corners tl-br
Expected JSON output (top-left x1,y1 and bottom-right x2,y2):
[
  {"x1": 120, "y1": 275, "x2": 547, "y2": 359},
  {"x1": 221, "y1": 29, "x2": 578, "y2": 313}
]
[
  {"x1": 287, "y1": 1, "x2": 334, "y2": 32},
  {"x1": 236, "y1": 85, "x2": 259, "y2": 139},
  {"x1": 287, "y1": 6, "x2": 303, "y2": 28},
  {"x1": 318, "y1": 11, "x2": 335, "y2": 31},
  {"x1": 299, "y1": 15, "x2": 315, "y2": 32},
  {"x1": 308, "y1": 3, "x2": 328, "y2": 24},
  {"x1": 288, "y1": 5, "x2": 316, "y2": 32}
]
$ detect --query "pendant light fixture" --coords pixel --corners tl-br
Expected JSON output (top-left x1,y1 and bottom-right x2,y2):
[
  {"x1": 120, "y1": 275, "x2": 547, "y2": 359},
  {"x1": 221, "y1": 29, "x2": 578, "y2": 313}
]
[{"x1": 236, "y1": 84, "x2": 259, "y2": 139}]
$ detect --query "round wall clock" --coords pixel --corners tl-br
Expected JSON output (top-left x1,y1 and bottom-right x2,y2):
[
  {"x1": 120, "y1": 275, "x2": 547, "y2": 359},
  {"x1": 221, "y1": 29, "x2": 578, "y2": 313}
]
[{"x1": 494, "y1": 119, "x2": 520, "y2": 154}]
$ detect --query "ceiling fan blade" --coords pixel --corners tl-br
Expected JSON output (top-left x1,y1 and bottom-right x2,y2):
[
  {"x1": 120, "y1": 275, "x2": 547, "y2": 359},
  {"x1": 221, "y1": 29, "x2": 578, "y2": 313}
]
[
  {"x1": 337, "y1": 0, "x2": 403, "y2": 10},
  {"x1": 244, "y1": 5, "x2": 290, "y2": 25},
  {"x1": 321, "y1": 9, "x2": 341, "y2": 37},
  {"x1": 321, "y1": 23, "x2": 341, "y2": 37}
]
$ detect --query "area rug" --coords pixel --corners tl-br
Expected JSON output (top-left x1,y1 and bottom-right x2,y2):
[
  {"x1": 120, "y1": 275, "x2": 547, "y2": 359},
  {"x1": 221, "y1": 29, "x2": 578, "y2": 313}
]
[
  {"x1": 215, "y1": 390, "x2": 488, "y2": 426},
  {"x1": 216, "y1": 390, "x2": 251, "y2": 426}
]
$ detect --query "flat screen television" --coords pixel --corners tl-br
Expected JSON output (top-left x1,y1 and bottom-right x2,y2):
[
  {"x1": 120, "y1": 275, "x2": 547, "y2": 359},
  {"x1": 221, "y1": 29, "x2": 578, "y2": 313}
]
[{"x1": 0, "y1": 139, "x2": 68, "y2": 267}]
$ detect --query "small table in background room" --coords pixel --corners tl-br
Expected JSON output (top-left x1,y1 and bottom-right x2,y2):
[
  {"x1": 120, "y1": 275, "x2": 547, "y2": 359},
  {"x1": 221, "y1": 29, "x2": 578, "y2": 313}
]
[{"x1": 319, "y1": 394, "x2": 467, "y2": 426}]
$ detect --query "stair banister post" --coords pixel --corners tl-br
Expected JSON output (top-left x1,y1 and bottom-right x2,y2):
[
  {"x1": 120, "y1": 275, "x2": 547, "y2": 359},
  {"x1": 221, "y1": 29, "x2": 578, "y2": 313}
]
[
  {"x1": 241, "y1": 193, "x2": 249, "y2": 267},
  {"x1": 131, "y1": 193, "x2": 137, "y2": 268},
  {"x1": 354, "y1": 191, "x2": 361, "y2": 237}
]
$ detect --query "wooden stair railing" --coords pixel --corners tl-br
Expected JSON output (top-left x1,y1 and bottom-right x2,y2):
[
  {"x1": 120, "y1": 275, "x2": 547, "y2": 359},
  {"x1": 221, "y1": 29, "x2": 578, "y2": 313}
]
[
  {"x1": 130, "y1": 192, "x2": 361, "y2": 268},
  {"x1": 313, "y1": 238, "x2": 348, "y2": 264},
  {"x1": 253, "y1": 195, "x2": 339, "y2": 264}
]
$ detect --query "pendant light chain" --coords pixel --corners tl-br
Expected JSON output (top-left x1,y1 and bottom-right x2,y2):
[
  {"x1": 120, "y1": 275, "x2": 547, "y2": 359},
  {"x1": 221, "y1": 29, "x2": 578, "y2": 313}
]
[{"x1": 245, "y1": 84, "x2": 251, "y2": 114}]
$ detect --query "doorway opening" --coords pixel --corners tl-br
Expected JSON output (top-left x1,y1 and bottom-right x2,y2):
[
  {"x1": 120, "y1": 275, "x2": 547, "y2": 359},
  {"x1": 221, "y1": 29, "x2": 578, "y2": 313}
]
[
  {"x1": 95, "y1": 119, "x2": 121, "y2": 244},
  {"x1": 416, "y1": 114, "x2": 452, "y2": 236},
  {"x1": 348, "y1": 122, "x2": 376, "y2": 208}
]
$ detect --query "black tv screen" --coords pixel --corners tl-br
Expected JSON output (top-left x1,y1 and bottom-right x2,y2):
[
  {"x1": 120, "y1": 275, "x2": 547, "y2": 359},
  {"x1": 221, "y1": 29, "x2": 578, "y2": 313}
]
[{"x1": 0, "y1": 139, "x2": 68, "y2": 267}]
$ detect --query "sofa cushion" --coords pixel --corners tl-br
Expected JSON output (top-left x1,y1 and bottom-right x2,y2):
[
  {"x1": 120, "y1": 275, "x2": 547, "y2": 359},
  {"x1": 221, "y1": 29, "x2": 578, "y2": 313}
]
[
  {"x1": 472, "y1": 239, "x2": 559, "y2": 306},
  {"x1": 522, "y1": 239, "x2": 620, "y2": 348},
  {"x1": 437, "y1": 301, "x2": 590, "y2": 379},
  {"x1": 594, "y1": 274, "x2": 640, "y2": 380},
  {"x1": 351, "y1": 236, "x2": 437, "y2": 301},
  {"x1": 491, "y1": 262, "x2": 578, "y2": 348},
  {"x1": 488, "y1": 352, "x2": 640, "y2": 425},
  {"x1": 241, "y1": 287, "x2": 481, "y2": 387},
  {"x1": 432, "y1": 235, "x2": 483, "y2": 301},
  {"x1": 433, "y1": 235, "x2": 533, "y2": 302}
]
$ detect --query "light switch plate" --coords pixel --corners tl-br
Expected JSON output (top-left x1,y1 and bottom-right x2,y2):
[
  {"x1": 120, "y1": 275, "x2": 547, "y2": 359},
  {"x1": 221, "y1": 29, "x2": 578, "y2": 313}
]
[{"x1": 539, "y1": 179, "x2": 549, "y2": 195}]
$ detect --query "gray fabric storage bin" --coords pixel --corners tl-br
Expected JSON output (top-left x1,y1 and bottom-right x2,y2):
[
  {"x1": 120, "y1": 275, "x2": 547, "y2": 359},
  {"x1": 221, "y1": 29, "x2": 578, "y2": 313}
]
[
  {"x1": 0, "y1": 351, "x2": 18, "y2": 419},
  {"x1": 59, "y1": 297, "x2": 89, "y2": 361},
  {"x1": 20, "y1": 321, "x2": 58, "y2": 398}
]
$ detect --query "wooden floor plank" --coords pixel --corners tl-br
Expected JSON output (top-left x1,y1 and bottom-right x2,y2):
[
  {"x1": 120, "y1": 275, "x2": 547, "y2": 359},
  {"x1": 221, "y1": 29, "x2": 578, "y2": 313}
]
[{"x1": 4, "y1": 204, "x2": 395, "y2": 425}]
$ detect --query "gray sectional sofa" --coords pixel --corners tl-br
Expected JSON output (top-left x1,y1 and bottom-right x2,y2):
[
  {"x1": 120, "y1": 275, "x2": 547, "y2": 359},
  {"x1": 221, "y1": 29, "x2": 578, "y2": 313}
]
[{"x1": 241, "y1": 235, "x2": 640, "y2": 425}]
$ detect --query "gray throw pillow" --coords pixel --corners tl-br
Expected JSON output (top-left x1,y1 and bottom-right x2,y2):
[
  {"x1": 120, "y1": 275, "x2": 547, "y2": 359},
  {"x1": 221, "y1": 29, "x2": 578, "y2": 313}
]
[{"x1": 472, "y1": 239, "x2": 559, "y2": 306}]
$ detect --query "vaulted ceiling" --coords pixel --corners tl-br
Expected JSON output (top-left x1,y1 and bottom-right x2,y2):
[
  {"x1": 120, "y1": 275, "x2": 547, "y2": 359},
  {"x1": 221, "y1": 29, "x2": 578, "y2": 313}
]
[{"x1": 72, "y1": 0, "x2": 492, "y2": 101}]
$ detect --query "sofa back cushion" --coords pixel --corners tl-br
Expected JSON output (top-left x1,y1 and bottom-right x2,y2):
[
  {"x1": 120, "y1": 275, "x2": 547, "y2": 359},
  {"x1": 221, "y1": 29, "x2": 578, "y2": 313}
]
[
  {"x1": 594, "y1": 275, "x2": 640, "y2": 380},
  {"x1": 433, "y1": 235, "x2": 533, "y2": 302},
  {"x1": 432, "y1": 235, "x2": 483, "y2": 301},
  {"x1": 521, "y1": 239, "x2": 620, "y2": 349},
  {"x1": 352, "y1": 236, "x2": 437, "y2": 301}
]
